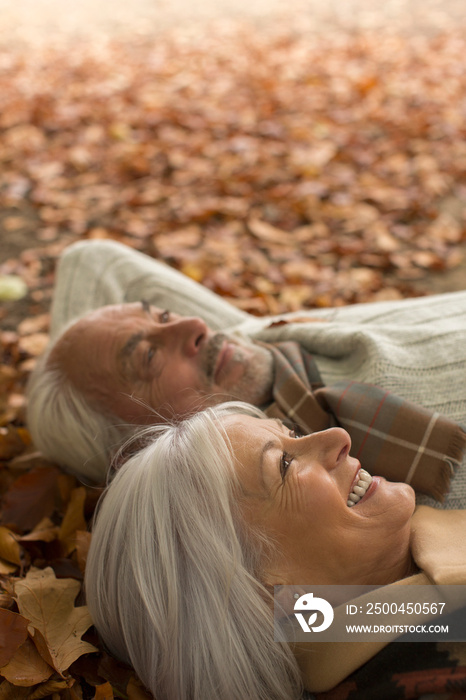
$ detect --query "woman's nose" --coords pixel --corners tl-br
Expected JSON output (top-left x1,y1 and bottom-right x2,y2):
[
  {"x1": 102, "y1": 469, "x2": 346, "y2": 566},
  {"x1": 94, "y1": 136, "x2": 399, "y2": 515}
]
[
  {"x1": 299, "y1": 427, "x2": 351, "y2": 472},
  {"x1": 162, "y1": 317, "x2": 208, "y2": 356}
]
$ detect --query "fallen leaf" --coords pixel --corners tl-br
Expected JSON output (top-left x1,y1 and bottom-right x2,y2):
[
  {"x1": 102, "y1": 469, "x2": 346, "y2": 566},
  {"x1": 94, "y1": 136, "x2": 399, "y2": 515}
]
[
  {"x1": 0, "y1": 426, "x2": 26, "y2": 461},
  {"x1": 94, "y1": 682, "x2": 114, "y2": 699},
  {"x1": 0, "y1": 637, "x2": 53, "y2": 686},
  {"x1": 0, "y1": 527, "x2": 22, "y2": 566},
  {"x1": 58, "y1": 488, "x2": 87, "y2": 555},
  {"x1": 19, "y1": 518, "x2": 59, "y2": 543},
  {"x1": 127, "y1": 676, "x2": 152, "y2": 700},
  {"x1": 0, "y1": 609, "x2": 29, "y2": 668},
  {"x1": 247, "y1": 218, "x2": 291, "y2": 245},
  {"x1": 0, "y1": 681, "x2": 30, "y2": 699},
  {"x1": 14, "y1": 567, "x2": 98, "y2": 675},
  {"x1": 75, "y1": 531, "x2": 92, "y2": 573},
  {"x1": 0, "y1": 467, "x2": 60, "y2": 533},
  {"x1": 17, "y1": 333, "x2": 49, "y2": 358},
  {"x1": 0, "y1": 276, "x2": 27, "y2": 301}
]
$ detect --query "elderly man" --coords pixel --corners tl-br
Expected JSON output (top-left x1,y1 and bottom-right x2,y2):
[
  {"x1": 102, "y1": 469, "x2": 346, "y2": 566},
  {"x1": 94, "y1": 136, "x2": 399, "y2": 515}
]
[{"x1": 27, "y1": 240, "x2": 466, "y2": 509}]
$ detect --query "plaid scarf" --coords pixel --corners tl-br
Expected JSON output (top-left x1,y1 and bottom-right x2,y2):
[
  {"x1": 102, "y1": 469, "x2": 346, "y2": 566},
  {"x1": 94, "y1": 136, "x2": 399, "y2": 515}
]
[{"x1": 263, "y1": 341, "x2": 466, "y2": 501}]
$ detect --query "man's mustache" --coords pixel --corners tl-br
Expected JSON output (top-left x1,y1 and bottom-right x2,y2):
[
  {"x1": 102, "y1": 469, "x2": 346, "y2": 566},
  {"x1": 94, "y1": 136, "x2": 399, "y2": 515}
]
[{"x1": 201, "y1": 333, "x2": 229, "y2": 381}]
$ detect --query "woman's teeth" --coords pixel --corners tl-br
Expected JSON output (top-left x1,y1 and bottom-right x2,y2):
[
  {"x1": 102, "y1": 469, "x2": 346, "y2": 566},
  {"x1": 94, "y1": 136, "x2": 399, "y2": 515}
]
[{"x1": 347, "y1": 469, "x2": 373, "y2": 507}]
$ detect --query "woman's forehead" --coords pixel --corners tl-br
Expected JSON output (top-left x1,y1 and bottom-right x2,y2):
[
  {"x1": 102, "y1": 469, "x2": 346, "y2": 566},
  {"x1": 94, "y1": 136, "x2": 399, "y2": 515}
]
[{"x1": 222, "y1": 414, "x2": 284, "y2": 436}]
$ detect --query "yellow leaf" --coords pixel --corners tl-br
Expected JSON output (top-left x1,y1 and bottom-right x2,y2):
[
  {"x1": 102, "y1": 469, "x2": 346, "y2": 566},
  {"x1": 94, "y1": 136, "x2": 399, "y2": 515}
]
[
  {"x1": 0, "y1": 527, "x2": 22, "y2": 566},
  {"x1": 0, "y1": 276, "x2": 27, "y2": 302},
  {"x1": 14, "y1": 568, "x2": 98, "y2": 676}
]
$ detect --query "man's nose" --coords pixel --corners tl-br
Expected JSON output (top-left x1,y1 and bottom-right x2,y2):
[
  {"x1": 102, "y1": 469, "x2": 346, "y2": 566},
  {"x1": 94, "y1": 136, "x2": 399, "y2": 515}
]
[
  {"x1": 300, "y1": 427, "x2": 351, "y2": 472},
  {"x1": 161, "y1": 317, "x2": 208, "y2": 356}
]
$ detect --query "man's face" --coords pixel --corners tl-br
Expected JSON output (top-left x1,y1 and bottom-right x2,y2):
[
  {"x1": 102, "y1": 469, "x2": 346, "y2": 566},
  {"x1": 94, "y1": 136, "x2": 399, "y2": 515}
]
[{"x1": 51, "y1": 302, "x2": 273, "y2": 422}]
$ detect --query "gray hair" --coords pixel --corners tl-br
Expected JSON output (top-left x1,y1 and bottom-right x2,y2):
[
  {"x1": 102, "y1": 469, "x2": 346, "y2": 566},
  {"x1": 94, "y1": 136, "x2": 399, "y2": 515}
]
[
  {"x1": 26, "y1": 339, "x2": 130, "y2": 484},
  {"x1": 85, "y1": 402, "x2": 303, "y2": 700}
]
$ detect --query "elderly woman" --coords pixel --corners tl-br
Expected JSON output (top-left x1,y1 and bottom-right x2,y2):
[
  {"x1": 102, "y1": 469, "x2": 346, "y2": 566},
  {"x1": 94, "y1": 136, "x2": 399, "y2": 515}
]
[{"x1": 84, "y1": 401, "x2": 466, "y2": 700}]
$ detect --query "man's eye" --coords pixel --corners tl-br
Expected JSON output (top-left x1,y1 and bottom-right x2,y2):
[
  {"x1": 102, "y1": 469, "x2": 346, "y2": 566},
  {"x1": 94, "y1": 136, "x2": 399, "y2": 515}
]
[
  {"x1": 280, "y1": 452, "x2": 293, "y2": 481},
  {"x1": 159, "y1": 309, "x2": 170, "y2": 323},
  {"x1": 289, "y1": 429, "x2": 301, "y2": 439},
  {"x1": 147, "y1": 347, "x2": 155, "y2": 364}
]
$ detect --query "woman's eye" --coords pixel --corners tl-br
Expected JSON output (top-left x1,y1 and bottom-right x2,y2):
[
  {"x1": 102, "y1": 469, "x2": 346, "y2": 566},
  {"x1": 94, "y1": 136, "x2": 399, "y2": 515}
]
[
  {"x1": 159, "y1": 309, "x2": 170, "y2": 323},
  {"x1": 289, "y1": 429, "x2": 300, "y2": 439},
  {"x1": 280, "y1": 452, "x2": 293, "y2": 481}
]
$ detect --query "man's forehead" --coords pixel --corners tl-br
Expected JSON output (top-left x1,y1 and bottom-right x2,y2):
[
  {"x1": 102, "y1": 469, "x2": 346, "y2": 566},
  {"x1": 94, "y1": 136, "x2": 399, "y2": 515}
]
[{"x1": 86, "y1": 301, "x2": 165, "y2": 321}]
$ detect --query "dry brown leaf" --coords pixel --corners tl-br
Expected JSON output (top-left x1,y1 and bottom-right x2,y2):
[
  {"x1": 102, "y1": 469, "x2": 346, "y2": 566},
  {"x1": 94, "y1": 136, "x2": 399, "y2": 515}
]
[
  {"x1": 0, "y1": 426, "x2": 26, "y2": 461},
  {"x1": 247, "y1": 218, "x2": 291, "y2": 245},
  {"x1": 75, "y1": 531, "x2": 92, "y2": 574},
  {"x1": 19, "y1": 518, "x2": 59, "y2": 544},
  {"x1": 58, "y1": 488, "x2": 87, "y2": 555},
  {"x1": 94, "y1": 682, "x2": 114, "y2": 699},
  {"x1": 17, "y1": 314, "x2": 50, "y2": 336},
  {"x1": 14, "y1": 567, "x2": 98, "y2": 675},
  {"x1": 17, "y1": 333, "x2": 49, "y2": 358},
  {"x1": 0, "y1": 609, "x2": 29, "y2": 668},
  {"x1": 0, "y1": 560, "x2": 16, "y2": 576},
  {"x1": 28, "y1": 678, "x2": 74, "y2": 699},
  {"x1": 127, "y1": 676, "x2": 152, "y2": 700},
  {"x1": 0, "y1": 681, "x2": 30, "y2": 699},
  {"x1": 0, "y1": 466, "x2": 60, "y2": 533},
  {"x1": 0, "y1": 527, "x2": 22, "y2": 566},
  {"x1": 0, "y1": 637, "x2": 53, "y2": 686}
]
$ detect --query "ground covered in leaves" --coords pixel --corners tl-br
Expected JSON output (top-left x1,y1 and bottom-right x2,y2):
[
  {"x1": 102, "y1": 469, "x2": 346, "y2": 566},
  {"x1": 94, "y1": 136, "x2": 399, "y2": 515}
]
[{"x1": 0, "y1": 17, "x2": 466, "y2": 699}]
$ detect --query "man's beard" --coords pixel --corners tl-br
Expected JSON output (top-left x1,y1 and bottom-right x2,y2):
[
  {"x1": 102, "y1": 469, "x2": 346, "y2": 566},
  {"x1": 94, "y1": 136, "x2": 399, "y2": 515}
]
[{"x1": 200, "y1": 332, "x2": 274, "y2": 407}]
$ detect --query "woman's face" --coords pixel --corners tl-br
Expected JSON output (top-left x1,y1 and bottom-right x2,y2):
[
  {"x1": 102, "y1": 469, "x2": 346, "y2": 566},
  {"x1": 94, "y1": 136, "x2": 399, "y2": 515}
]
[{"x1": 223, "y1": 415, "x2": 416, "y2": 586}]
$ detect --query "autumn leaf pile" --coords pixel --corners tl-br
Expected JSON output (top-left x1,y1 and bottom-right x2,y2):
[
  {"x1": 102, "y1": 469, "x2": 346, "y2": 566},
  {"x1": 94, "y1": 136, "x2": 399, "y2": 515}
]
[{"x1": 1, "y1": 17, "x2": 466, "y2": 698}]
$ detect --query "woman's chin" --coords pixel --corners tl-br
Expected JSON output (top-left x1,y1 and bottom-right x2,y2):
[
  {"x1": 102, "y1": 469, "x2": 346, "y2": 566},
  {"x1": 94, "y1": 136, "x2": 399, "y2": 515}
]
[{"x1": 355, "y1": 477, "x2": 416, "y2": 523}]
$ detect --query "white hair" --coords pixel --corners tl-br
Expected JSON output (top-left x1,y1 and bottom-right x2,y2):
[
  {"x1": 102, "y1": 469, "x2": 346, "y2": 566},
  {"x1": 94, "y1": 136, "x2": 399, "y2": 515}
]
[
  {"x1": 26, "y1": 341, "x2": 131, "y2": 484},
  {"x1": 85, "y1": 402, "x2": 303, "y2": 700}
]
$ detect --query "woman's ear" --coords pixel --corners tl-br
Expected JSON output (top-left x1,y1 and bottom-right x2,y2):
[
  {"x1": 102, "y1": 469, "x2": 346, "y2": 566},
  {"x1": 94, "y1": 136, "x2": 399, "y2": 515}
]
[{"x1": 265, "y1": 582, "x2": 309, "y2": 619}]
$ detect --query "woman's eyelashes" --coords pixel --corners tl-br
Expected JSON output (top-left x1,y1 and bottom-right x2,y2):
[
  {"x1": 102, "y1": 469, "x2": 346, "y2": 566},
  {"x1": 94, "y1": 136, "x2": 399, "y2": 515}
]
[
  {"x1": 278, "y1": 428, "x2": 301, "y2": 481},
  {"x1": 280, "y1": 452, "x2": 293, "y2": 481}
]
